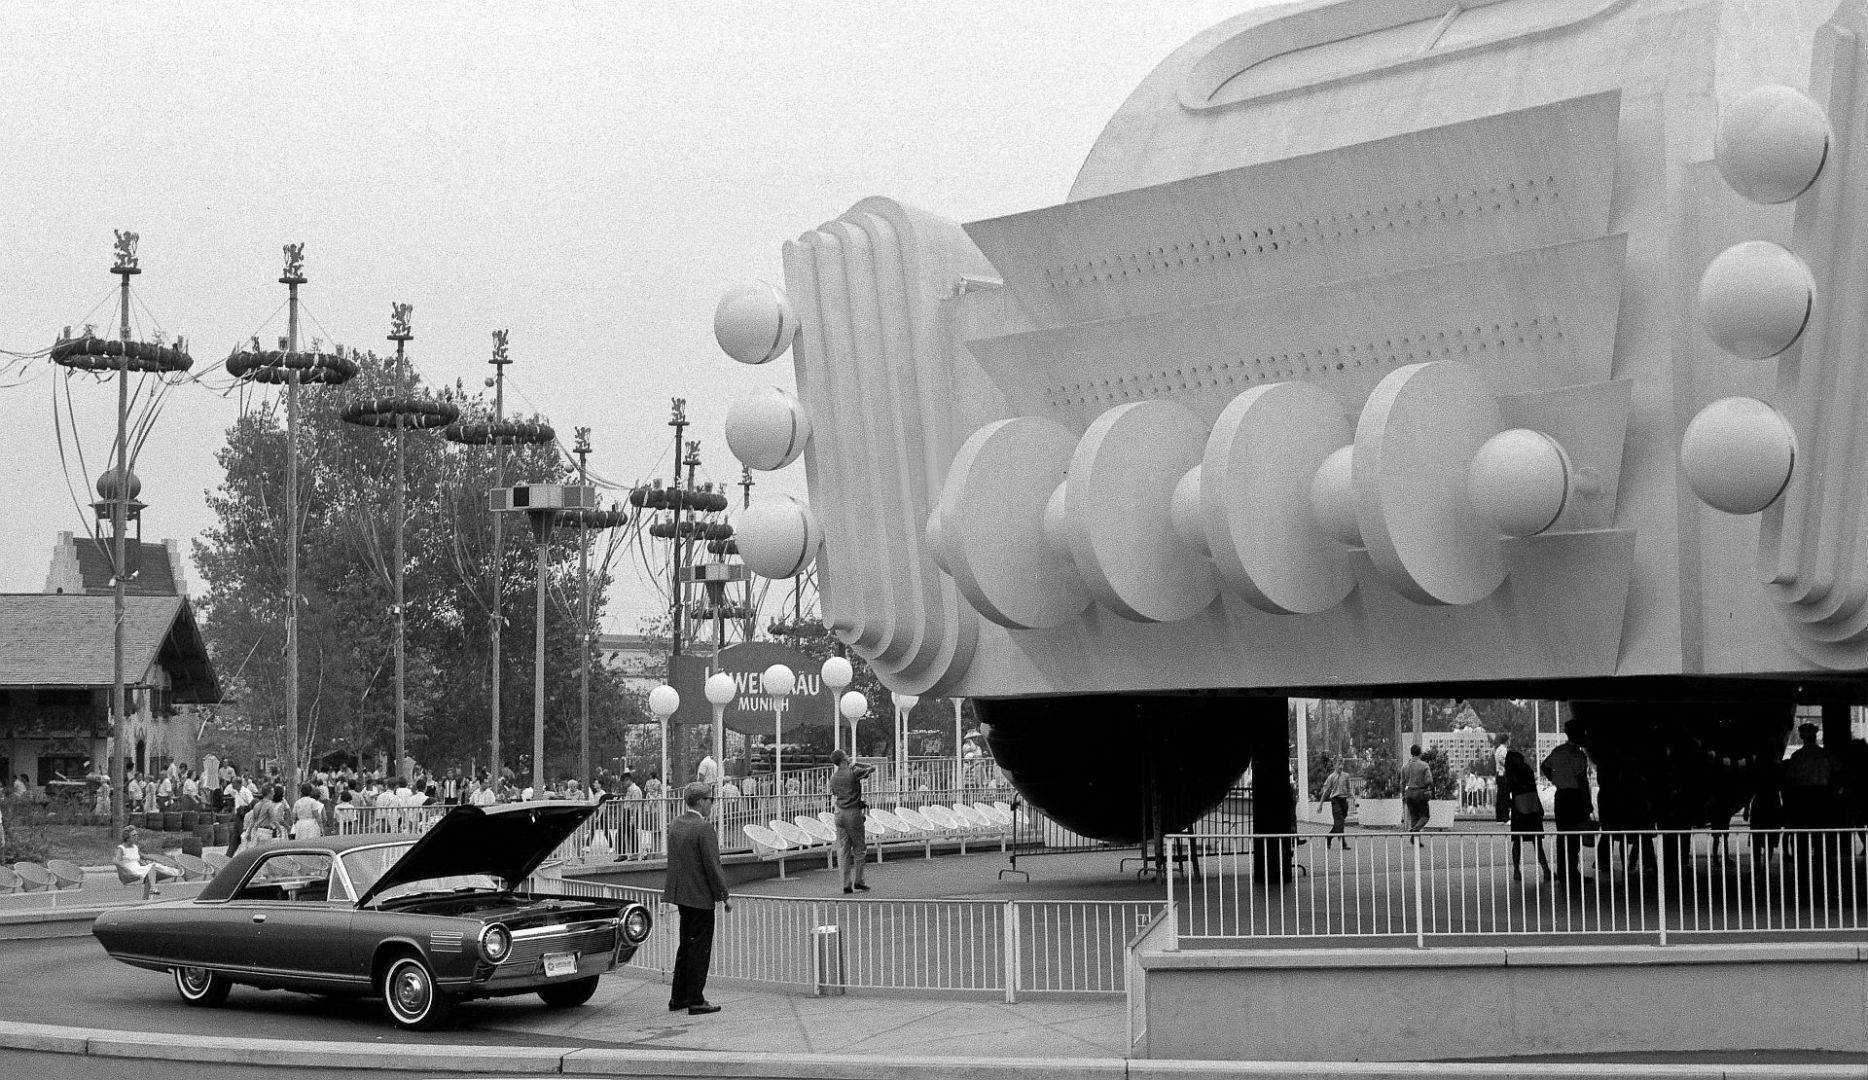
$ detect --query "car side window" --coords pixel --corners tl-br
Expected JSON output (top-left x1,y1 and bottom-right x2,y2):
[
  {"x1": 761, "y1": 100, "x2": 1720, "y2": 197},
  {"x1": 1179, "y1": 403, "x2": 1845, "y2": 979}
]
[{"x1": 234, "y1": 853, "x2": 335, "y2": 903}]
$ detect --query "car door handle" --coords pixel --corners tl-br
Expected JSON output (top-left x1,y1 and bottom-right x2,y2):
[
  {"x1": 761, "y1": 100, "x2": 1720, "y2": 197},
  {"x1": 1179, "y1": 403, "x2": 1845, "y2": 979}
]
[{"x1": 252, "y1": 914, "x2": 266, "y2": 924}]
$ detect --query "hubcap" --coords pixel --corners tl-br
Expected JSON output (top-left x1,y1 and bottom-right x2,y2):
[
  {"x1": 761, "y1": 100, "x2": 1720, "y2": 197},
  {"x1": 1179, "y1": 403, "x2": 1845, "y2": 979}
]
[
  {"x1": 392, "y1": 966, "x2": 428, "y2": 1016},
  {"x1": 180, "y1": 968, "x2": 209, "y2": 993}
]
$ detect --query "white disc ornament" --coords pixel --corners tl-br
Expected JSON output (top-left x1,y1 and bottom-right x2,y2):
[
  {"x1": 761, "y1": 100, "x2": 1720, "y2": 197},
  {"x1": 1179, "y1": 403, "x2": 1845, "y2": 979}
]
[
  {"x1": 931, "y1": 416, "x2": 1089, "y2": 629},
  {"x1": 1064, "y1": 401, "x2": 1217, "y2": 623},
  {"x1": 1698, "y1": 242, "x2": 1814, "y2": 360},
  {"x1": 1203, "y1": 381, "x2": 1355, "y2": 614},
  {"x1": 1355, "y1": 361, "x2": 1506, "y2": 607},
  {"x1": 1681, "y1": 397, "x2": 1796, "y2": 515},
  {"x1": 1716, "y1": 85, "x2": 1830, "y2": 205},
  {"x1": 736, "y1": 495, "x2": 820, "y2": 578},
  {"x1": 725, "y1": 386, "x2": 811, "y2": 470},
  {"x1": 1468, "y1": 429, "x2": 1571, "y2": 537},
  {"x1": 714, "y1": 281, "x2": 798, "y2": 365}
]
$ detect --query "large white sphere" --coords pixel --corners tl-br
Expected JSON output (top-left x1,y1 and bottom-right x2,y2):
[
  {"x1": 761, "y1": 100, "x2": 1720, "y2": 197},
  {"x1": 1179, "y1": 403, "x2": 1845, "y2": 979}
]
[
  {"x1": 761, "y1": 663, "x2": 797, "y2": 697},
  {"x1": 892, "y1": 692, "x2": 920, "y2": 712},
  {"x1": 1698, "y1": 242, "x2": 1814, "y2": 360},
  {"x1": 821, "y1": 656, "x2": 854, "y2": 690},
  {"x1": 1309, "y1": 445, "x2": 1361, "y2": 548},
  {"x1": 1681, "y1": 397, "x2": 1797, "y2": 515},
  {"x1": 1717, "y1": 85, "x2": 1830, "y2": 204},
  {"x1": 647, "y1": 684, "x2": 680, "y2": 718},
  {"x1": 735, "y1": 495, "x2": 820, "y2": 578},
  {"x1": 713, "y1": 281, "x2": 798, "y2": 365},
  {"x1": 704, "y1": 671, "x2": 737, "y2": 706},
  {"x1": 839, "y1": 691, "x2": 868, "y2": 721},
  {"x1": 1468, "y1": 429, "x2": 1570, "y2": 537},
  {"x1": 725, "y1": 386, "x2": 811, "y2": 471}
]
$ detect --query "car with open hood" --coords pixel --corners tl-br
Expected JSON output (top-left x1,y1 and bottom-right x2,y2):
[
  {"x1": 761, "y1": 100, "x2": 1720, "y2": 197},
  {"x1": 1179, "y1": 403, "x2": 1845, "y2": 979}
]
[{"x1": 93, "y1": 798, "x2": 650, "y2": 1030}]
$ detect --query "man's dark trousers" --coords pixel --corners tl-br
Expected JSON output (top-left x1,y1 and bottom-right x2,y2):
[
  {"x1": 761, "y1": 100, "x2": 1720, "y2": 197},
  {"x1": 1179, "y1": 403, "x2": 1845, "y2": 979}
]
[
  {"x1": 670, "y1": 904, "x2": 716, "y2": 1009},
  {"x1": 1553, "y1": 787, "x2": 1591, "y2": 883}
]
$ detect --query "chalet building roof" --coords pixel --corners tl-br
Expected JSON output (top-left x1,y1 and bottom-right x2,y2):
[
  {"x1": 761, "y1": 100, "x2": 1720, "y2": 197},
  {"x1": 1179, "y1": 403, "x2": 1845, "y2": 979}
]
[
  {"x1": 44, "y1": 532, "x2": 186, "y2": 597},
  {"x1": 0, "y1": 593, "x2": 218, "y2": 702}
]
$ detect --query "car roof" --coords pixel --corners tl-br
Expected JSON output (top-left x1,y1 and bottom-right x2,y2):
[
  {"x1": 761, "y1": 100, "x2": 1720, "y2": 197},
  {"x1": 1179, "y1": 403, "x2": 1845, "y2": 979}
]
[{"x1": 194, "y1": 833, "x2": 413, "y2": 902}]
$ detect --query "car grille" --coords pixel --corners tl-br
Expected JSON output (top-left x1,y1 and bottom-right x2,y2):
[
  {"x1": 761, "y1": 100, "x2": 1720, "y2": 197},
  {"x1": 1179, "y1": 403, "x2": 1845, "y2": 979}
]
[{"x1": 506, "y1": 923, "x2": 617, "y2": 967}]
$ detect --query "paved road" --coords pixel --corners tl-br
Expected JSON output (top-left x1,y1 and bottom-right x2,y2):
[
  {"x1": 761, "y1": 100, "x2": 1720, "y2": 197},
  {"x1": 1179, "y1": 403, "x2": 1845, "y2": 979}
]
[{"x1": 5, "y1": 936, "x2": 663, "y2": 1048}]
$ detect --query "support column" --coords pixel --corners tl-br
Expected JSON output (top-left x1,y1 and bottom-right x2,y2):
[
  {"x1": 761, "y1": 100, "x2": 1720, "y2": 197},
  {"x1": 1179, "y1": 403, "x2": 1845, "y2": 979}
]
[{"x1": 1249, "y1": 696, "x2": 1295, "y2": 884}]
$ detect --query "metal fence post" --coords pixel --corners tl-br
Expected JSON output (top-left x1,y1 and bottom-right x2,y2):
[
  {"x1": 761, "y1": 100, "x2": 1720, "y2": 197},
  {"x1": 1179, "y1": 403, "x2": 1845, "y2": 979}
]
[
  {"x1": 1656, "y1": 831, "x2": 1669, "y2": 947},
  {"x1": 1004, "y1": 901, "x2": 1020, "y2": 1003},
  {"x1": 1412, "y1": 835, "x2": 1426, "y2": 949}
]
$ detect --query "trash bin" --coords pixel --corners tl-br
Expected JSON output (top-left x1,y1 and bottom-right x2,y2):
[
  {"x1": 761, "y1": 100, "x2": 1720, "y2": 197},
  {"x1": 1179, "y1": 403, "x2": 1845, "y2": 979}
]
[{"x1": 811, "y1": 925, "x2": 844, "y2": 997}]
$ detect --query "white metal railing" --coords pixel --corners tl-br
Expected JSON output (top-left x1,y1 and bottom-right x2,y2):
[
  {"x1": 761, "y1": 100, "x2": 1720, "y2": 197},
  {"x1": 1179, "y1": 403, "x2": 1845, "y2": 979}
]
[
  {"x1": 1170, "y1": 827, "x2": 1868, "y2": 947},
  {"x1": 553, "y1": 877, "x2": 1159, "y2": 1000}
]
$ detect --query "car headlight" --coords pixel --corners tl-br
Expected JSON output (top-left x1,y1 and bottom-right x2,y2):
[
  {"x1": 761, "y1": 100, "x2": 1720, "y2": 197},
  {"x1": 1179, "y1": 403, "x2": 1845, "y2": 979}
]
[
  {"x1": 621, "y1": 907, "x2": 651, "y2": 944},
  {"x1": 480, "y1": 924, "x2": 512, "y2": 964}
]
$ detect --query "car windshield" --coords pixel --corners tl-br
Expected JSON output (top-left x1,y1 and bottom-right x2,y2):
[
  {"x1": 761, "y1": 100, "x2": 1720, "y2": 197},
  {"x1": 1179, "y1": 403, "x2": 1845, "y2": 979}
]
[{"x1": 341, "y1": 843, "x2": 501, "y2": 903}]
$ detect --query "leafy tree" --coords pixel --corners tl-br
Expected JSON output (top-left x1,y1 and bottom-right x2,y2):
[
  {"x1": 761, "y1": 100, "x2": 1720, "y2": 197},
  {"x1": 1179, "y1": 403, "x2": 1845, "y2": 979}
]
[{"x1": 193, "y1": 351, "x2": 644, "y2": 783}]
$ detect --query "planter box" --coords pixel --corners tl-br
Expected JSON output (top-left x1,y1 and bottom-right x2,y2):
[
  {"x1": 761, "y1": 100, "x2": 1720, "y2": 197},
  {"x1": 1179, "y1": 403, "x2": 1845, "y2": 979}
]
[
  {"x1": 1355, "y1": 798, "x2": 1402, "y2": 828},
  {"x1": 1428, "y1": 799, "x2": 1458, "y2": 829}
]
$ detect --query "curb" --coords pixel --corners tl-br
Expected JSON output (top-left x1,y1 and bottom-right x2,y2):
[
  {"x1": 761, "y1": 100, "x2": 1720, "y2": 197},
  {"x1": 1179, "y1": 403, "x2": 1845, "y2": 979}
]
[{"x1": 4, "y1": 1023, "x2": 1867, "y2": 1080}]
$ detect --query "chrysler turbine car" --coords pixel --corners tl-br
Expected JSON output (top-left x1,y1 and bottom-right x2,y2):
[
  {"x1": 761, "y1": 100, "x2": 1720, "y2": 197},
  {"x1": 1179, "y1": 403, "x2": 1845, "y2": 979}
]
[{"x1": 93, "y1": 798, "x2": 650, "y2": 1030}]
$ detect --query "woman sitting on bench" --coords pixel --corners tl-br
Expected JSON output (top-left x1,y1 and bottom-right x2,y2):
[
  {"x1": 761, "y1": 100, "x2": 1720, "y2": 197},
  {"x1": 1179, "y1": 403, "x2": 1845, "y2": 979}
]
[{"x1": 114, "y1": 826, "x2": 182, "y2": 898}]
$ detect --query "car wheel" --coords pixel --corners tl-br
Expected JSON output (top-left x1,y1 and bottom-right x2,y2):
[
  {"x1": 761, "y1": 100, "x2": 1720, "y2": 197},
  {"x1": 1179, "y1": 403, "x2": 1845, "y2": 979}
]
[
  {"x1": 173, "y1": 966, "x2": 230, "y2": 1007},
  {"x1": 381, "y1": 954, "x2": 454, "y2": 1031},
  {"x1": 536, "y1": 975, "x2": 599, "y2": 1009}
]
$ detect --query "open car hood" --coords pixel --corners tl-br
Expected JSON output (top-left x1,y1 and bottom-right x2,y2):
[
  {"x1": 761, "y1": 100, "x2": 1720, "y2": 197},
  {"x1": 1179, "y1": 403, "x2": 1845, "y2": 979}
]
[{"x1": 355, "y1": 798, "x2": 603, "y2": 908}]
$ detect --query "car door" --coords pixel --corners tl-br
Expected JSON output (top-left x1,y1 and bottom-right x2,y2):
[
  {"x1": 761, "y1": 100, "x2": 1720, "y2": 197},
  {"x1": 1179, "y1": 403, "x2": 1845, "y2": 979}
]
[{"x1": 245, "y1": 853, "x2": 355, "y2": 987}]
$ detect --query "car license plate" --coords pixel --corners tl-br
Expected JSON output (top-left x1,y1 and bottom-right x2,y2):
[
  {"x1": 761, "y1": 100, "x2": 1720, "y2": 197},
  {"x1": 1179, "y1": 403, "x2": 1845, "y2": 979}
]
[{"x1": 543, "y1": 952, "x2": 577, "y2": 978}]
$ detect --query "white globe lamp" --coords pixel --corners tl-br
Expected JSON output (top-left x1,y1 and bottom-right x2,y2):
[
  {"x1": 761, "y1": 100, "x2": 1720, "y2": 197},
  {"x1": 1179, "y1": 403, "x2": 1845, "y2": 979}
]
[
  {"x1": 822, "y1": 656, "x2": 853, "y2": 752},
  {"x1": 891, "y1": 692, "x2": 920, "y2": 793},
  {"x1": 840, "y1": 690, "x2": 868, "y2": 754},
  {"x1": 704, "y1": 672, "x2": 736, "y2": 800},
  {"x1": 761, "y1": 664, "x2": 797, "y2": 791},
  {"x1": 648, "y1": 685, "x2": 679, "y2": 814}
]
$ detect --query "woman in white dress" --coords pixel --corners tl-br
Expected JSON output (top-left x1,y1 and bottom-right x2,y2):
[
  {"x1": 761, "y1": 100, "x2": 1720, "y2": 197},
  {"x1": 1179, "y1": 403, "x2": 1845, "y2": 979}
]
[
  {"x1": 114, "y1": 826, "x2": 182, "y2": 896},
  {"x1": 290, "y1": 782, "x2": 324, "y2": 839}
]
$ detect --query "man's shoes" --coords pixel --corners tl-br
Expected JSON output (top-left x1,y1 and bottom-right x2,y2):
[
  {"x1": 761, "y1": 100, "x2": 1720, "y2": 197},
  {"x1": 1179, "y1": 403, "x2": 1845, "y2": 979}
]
[
  {"x1": 668, "y1": 1002, "x2": 688, "y2": 1012},
  {"x1": 843, "y1": 886, "x2": 853, "y2": 894},
  {"x1": 853, "y1": 882, "x2": 870, "y2": 892},
  {"x1": 689, "y1": 1004, "x2": 721, "y2": 1015}
]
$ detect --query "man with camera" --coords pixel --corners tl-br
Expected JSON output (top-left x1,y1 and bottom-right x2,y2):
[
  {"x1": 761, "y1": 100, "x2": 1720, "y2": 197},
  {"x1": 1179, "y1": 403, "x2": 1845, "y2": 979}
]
[{"x1": 828, "y1": 749, "x2": 875, "y2": 894}]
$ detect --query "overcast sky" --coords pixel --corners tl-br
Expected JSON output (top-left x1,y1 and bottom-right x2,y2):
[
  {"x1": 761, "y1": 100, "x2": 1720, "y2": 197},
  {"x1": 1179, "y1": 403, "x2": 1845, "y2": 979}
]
[{"x1": 0, "y1": 2, "x2": 1269, "y2": 635}]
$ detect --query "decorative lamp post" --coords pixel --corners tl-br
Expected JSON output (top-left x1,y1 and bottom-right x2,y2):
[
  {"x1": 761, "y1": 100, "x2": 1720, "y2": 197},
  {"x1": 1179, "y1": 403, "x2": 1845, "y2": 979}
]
[
  {"x1": 339, "y1": 303, "x2": 459, "y2": 777},
  {"x1": 442, "y1": 329, "x2": 555, "y2": 783},
  {"x1": 648, "y1": 684, "x2": 680, "y2": 810},
  {"x1": 704, "y1": 671, "x2": 736, "y2": 843},
  {"x1": 760, "y1": 664, "x2": 796, "y2": 790},
  {"x1": 821, "y1": 656, "x2": 853, "y2": 755},
  {"x1": 954, "y1": 698, "x2": 966, "y2": 793},
  {"x1": 891, "y1": 692, "x2": 920, "y2": 793},
  {"x1": 839, "y1": 692, "x2": 868, "y2": 759},
  {"x1": 489, "y1": 481, "x2": 620, "y2": 792},
  {"x1": 227, "y1": 244, "x2": 360, "y2": 788},
  {"x1": 704, "y1": 671, "x2": 736, "y2": 786},
  {"x1": 49, "y1": 231, "x2": 194, "y2": 839}
]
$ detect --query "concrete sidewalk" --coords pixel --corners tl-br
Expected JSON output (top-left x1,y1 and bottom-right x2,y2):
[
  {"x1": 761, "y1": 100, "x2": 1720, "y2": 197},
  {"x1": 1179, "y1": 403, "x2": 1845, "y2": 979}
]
[{"x1": 10, "y1": 842, "x2": 1868, "y2": 1077}]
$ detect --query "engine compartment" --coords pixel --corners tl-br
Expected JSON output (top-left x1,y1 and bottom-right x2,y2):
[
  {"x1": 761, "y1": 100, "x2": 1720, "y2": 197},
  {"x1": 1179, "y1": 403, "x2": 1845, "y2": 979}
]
[{"x1": 381, "y1": 890, "x2": 626, "y2": 927}]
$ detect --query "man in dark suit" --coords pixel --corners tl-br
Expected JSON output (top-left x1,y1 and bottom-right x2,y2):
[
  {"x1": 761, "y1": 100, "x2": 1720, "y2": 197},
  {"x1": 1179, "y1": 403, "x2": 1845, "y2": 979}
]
[{"x1": 664, "y1": 781, "x2": 731, "y2": 1015}]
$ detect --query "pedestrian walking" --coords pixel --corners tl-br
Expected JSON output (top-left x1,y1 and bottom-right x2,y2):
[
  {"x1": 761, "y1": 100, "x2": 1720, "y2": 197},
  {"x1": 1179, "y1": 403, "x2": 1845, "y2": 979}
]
[
  {"x1": 1401, "y1": 745, "x2": 1432, "y2": 840},
  {"x1": 828, "y1": 749, "x2": 876, "y2": 891},
  {"x1": 1493, "y1": 734, "x2": 1512, "y2": 823},
  {"x1": 1541, "y1": 720, "x2": 1594, "y2": 885},
  {"x1": 1503, "y1": 750, "x2": 1551, "y2": 881},
  {"x1": 663, "y1": 781, "x2": 730, "y2": 1016},
  {"x1": 1315, "y1": 758, "x2": 1353, "y2": 849}
]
